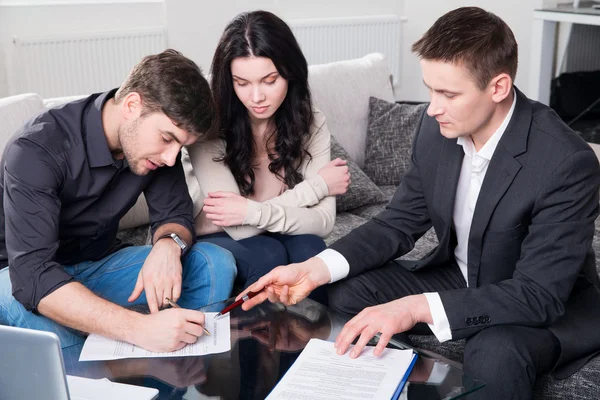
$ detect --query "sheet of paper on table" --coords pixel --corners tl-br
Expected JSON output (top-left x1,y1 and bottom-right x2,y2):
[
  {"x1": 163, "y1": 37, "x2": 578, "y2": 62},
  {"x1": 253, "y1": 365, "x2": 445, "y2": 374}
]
[
  {"x1": 79, "y1": 312, "x2": 230, "y2": 361},
  {"x1": 266, "y1": 338, "x2": 416, "y2": 400}
]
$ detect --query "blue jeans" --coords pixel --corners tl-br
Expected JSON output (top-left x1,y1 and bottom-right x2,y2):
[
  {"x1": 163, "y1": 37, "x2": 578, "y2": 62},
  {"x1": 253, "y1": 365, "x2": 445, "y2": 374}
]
[
  {"x1": 196, "y1": 233, "x2": 328, "y2": 303},
  {"x1": 0, "y1": 243, "x2": 236, "y2": 349}
]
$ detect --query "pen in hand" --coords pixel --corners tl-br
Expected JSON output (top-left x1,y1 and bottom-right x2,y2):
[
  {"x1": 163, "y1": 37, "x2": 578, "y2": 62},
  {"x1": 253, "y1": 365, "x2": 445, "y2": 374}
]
[
  {"x1": 165, "y1": 297, "x2": 211, "y2": 336},
  {"x1": 216, "y1": 291, "x2": 260, "y2": 317}
]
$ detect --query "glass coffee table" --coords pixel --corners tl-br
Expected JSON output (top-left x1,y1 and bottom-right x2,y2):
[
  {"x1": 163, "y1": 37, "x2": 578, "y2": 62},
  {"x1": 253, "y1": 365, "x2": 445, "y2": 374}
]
[{"x1": 64, "y1": 298, "x2": 485, "y2": 399}]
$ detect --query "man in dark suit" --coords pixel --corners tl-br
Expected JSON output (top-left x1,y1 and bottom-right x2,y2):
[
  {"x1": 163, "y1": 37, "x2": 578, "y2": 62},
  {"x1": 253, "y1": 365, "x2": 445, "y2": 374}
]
[{"x1": 239, "y1": 7, "x2": 600, "y2": 399}]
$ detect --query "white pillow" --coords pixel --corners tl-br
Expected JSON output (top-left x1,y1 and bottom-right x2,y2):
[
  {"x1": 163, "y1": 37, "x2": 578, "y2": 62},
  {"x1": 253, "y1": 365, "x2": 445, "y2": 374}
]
[
  {"x1": 308, "y1": 53, "x2": 395, "y2": 168},
  {"x1": 43, "y1": 95, "x2": 87, "y2": 110},
  {"x1": 0, "y1": 93, "x2": 44, "y2": 153}
]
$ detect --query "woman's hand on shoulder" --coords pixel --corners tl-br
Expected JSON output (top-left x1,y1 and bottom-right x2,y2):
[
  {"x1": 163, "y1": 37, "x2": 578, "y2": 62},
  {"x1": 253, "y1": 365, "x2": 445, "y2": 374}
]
[
  {"x1": 203, "y1": 192, "x2": 248, "y2": 227},
  {"x1": 318, "y1": 158, "x2": 351, "y2": 196}
]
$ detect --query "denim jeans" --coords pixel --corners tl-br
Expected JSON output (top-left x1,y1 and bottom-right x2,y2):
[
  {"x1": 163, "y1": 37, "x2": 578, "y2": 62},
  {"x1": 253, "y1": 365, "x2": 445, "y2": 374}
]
[
  {"x1": 196, "y1": 232, "x2": 326, "y2": 287},
  {"x1": 0, "y1": 242, "x2": 236, "y2": 349}
]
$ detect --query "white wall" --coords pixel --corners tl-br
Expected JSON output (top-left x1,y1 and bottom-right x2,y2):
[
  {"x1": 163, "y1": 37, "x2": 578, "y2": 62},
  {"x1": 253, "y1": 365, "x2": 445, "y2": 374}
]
[
  {"x1": 0, "y1": 1, "x2": 165, "y2": 97},
  {"x1": 165, "y1": 0, "x2": 404, "y2": 82}
]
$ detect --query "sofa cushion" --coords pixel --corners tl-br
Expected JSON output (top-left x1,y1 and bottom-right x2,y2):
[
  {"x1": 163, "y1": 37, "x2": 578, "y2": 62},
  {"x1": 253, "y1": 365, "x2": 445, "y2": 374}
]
[
  {"x1": 363, "y1": 98, "x2": 427, "y2": 186},
  {"x1": 43, "y1": 95, "x2": 87, "y2": 109},
  {"x1": 325, "y1": 212, "x2": 368, "y2": 245},
  {"x1": 330, "y1": 136, "x2": 385, "y2": 212},
  {"x1": 0, "y1": 93, "x2": 44, "y2": 153},
  {"x1": 308, "y1": 54, "x2": 395, "y2": 168}
]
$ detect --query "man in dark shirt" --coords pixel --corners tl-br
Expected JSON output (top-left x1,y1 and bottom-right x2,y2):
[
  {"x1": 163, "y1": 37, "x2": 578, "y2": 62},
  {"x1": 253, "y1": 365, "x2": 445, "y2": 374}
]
[{"x1": 0, "y1": 50, "x2": 236, "y2": 352}]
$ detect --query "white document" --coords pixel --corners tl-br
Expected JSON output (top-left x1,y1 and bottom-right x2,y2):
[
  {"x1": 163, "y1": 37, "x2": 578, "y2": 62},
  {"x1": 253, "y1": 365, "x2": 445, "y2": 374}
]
[
  {"x1": 266, "y1": 338, "x2": 414, "y2": 400},
  {"x1": 79, "y1": 312, "x2": 230, "y2": 361},
  {"x1": 66, "y1": 376, "x2": 158, "y2": 400}
]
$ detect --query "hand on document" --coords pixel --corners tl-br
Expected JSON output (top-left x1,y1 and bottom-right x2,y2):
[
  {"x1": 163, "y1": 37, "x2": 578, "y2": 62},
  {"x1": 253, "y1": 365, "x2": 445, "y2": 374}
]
[
  {"x1": 238, "y1": 257, "x2": 331, "y2": 310},
  {"x1": 334, "y1": 295, "x2": 430, "y2": 359}
]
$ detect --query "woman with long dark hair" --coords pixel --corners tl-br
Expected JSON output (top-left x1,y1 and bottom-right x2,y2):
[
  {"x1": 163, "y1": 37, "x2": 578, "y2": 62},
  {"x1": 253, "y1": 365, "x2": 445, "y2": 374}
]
[{"x1": 187, "y1": 10, "x2": 350, "y2": 289}]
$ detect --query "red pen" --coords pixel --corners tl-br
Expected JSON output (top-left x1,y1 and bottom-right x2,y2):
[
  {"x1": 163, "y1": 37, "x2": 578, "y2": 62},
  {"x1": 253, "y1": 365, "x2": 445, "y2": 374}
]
[{"x1": 216, "y1": 291, "x2": 259, "y2": 317}]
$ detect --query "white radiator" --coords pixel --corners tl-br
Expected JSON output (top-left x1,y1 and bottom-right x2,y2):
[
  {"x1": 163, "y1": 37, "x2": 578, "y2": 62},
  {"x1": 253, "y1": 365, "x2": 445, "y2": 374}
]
[
  {"x1": 13, "y1": 28, "x2": 167, "y2": 98},
  {"x1": 288, "y1": 15, "x2": 403, "y2": 82}
]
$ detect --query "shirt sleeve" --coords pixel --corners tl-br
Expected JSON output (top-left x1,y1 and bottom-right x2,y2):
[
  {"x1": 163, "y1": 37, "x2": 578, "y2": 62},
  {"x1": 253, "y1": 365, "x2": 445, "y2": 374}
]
[
  {"x1": 143, "y1": 152, "x2": 195, "y2": 240},
  {"x1": 315, "y1": 248, "x2": 349, "y2": 283},
  {"x1": 3, "y1": 137, "x2": 74, "y2": 311},
  {"x1": 423, "y1": 292, "x2": 452, "y2": 342}
]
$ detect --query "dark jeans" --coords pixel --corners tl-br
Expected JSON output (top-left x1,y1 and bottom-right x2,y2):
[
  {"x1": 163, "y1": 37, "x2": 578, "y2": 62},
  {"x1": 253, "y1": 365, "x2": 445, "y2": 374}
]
[
  {"x1": 327, "y1": 260, "x2": 561, "y2": 400},
  {"x1": 196, "y1": 232, "x2": 327, "y2": 289}
]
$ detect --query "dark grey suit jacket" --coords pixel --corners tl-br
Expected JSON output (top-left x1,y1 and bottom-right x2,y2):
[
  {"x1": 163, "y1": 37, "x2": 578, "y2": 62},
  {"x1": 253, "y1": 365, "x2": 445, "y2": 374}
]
[{"x1": 330, "y1": 88, "x2": 600, "y2": 377}]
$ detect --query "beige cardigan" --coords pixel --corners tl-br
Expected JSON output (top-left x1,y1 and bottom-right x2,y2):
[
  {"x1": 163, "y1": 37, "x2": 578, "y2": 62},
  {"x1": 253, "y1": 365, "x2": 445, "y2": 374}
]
[{"x1": 187, "y1": 109, "x2": 336, "y2": 240}]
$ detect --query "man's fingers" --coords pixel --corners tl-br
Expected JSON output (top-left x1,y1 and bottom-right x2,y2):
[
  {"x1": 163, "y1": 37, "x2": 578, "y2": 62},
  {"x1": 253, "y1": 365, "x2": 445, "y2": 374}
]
[
  {"x1": 172, "y1": 280, "x2": 182, "y2": 303},
  {"x1": 185, "y1": 321, "x2": 205, "y2": 337},
  {"x1": 173, "y1": 341, "x2": 188, "y2": 351},
  {"x1": 157, "y1": 288, "x2": 166, "y2": 310},
  {"x1": 238, "y1": 275, "x2": 272, "y2": 300},
  {"x1": 280, "y1": 285, "x2": 290, "y2": 304},
  {"x1": 183, "y1": 310, "x2": 206, "y2": 326},
  {"x1": 373, "y1": 332, "x2": 392, "y2": 357},
  {"x1": 180, "y1": 332, "x2": 200, "y2": 345},
  {"x1": 241, "y1": 291, "x2": 269, "y2": 310},
  {"x1": 128, "y1": 273, "x2": 144, "y2": 303},
  {"x1": 266, "y1": 287, "x2": 281, "y2": 303},
  {"x1": 147, "y1": 286, "x2": 159, "y2": 314},
  {"x1": 350, "y1": 328, "x2": 377, "y2": 358},
  {"x1": 335, "y1": 319, "x2": 365, "y2": 355}
]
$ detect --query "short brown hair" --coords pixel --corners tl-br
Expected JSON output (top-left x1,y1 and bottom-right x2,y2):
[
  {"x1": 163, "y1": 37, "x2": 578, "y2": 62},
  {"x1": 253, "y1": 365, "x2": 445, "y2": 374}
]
[
  {"x1": 412, "y1": 7, "x2": 518, "y2": 90},
  {"x1": 115, "y1": 49, "x2": 215, "y2": 137}
]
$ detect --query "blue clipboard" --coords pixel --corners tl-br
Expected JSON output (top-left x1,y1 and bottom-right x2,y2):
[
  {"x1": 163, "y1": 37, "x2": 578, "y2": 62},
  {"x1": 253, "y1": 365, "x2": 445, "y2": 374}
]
[{"x1": 391, "y1": 352, "x2": 419, "y2": 400}]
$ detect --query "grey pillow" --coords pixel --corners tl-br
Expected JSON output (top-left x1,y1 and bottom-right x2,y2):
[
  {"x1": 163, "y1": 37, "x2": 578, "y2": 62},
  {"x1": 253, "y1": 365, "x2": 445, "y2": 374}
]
[
  {"x1": 363, "y1": 97, "x2": 427, "y2": 186},
  {"x1": 330, "y1": 135, "x2": 385, "y2": 212}
]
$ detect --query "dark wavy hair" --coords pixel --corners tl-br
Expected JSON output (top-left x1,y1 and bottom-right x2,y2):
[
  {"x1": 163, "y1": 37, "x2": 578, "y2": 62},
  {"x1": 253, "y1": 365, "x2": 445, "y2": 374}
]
[{"x1": 210, "y1": 10, "x2": 314, "y2": 196}]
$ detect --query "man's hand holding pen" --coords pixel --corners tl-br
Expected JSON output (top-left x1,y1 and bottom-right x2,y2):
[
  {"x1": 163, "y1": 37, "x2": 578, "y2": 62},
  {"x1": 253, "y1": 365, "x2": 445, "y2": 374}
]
[
  {"x1": 131, "y1": 307, "x2": 209, "y2": 353},
  {"x1": 237, "y1": 257, "x2": 332, "y2": 310}
]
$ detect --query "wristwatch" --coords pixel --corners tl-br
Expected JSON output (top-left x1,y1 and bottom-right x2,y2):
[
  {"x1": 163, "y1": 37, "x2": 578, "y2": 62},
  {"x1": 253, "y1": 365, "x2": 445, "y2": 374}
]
[{"x1": 157, "y1": 232, "x2": 189, "y2": 257}]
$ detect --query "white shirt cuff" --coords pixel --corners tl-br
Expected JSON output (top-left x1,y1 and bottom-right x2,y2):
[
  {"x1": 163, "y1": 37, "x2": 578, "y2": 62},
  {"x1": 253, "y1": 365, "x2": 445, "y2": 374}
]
[
  {"x1": 423, "y1": 292, "x2": 452, "y2": 342},
  {"x1": 315, "y1": 249, "x2": 349, "y2": 283}
]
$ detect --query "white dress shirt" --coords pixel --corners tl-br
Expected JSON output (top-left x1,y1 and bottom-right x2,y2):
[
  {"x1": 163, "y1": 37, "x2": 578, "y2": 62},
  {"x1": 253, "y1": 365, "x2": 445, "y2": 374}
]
[{"x1": 317, "y1": 92, "x2": 517, "y2": 342}]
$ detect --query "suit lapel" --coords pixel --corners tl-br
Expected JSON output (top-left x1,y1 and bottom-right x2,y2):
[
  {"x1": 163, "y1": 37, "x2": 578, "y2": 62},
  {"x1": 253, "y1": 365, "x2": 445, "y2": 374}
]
[
  {"x1": 467, "y1": 88, "x2": 532, "y2": 287},
  {"x1": 467, "y1": 148, "x2": 521, "y2": 286},
  {"x1": 433, "y1": 138, "x2": 463, "y2": 230}
]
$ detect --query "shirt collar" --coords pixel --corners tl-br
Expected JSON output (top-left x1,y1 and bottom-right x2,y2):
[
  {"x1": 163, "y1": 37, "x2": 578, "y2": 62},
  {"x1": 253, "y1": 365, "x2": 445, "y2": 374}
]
[
  {"x1": 83, "y1": 88, "x2": 120, "y2": 168},
  {"x1": 457, "y1": 89, "x2": 517, "y2": 160}
]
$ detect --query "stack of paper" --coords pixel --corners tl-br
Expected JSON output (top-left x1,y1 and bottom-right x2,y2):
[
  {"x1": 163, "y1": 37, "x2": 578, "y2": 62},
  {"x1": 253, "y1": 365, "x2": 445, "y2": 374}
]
[
  {"x1": 266, "y1": 338, "x2": 417, "y2": 400},
  {"x1": 79, "y1": 313, "x2": 230, "y2": 361}
]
